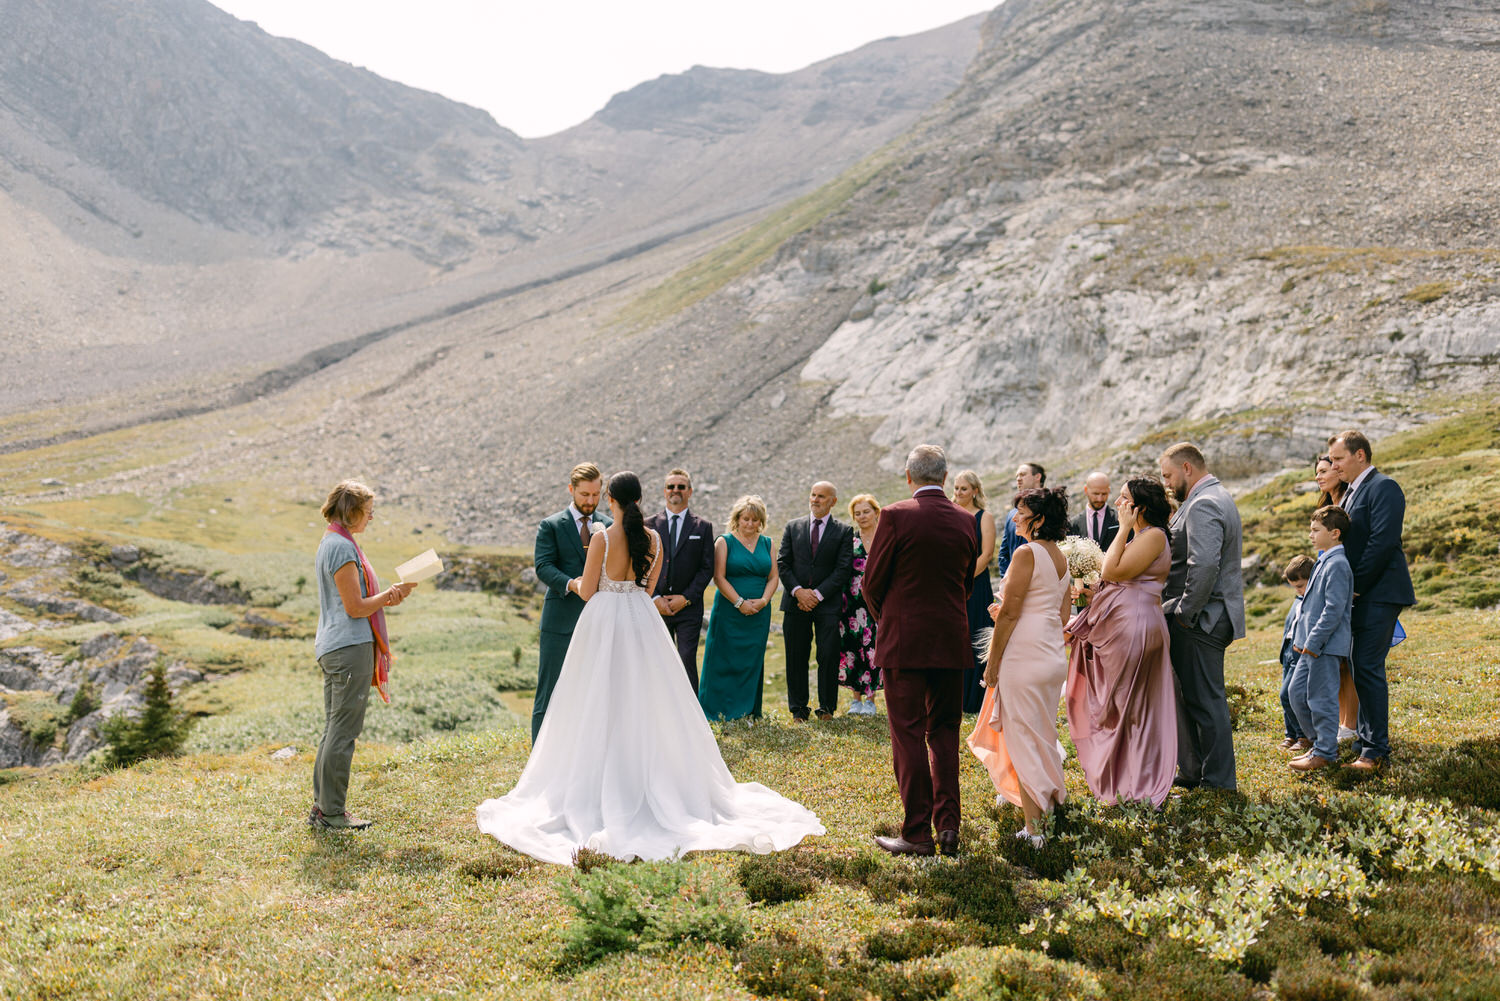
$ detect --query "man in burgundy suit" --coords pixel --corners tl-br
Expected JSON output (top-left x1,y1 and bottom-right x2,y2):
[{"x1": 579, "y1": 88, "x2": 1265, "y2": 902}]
[{"x1": 862, "y1": 444, "x2": 978, "y2": 857}]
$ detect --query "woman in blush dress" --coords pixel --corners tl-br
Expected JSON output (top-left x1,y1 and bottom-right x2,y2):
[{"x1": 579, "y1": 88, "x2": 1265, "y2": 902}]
[
  {"x1": 838, "y1": 494, "x2": 882, "y2": 716},
  {"x1": 967, "y1": 487, "x2": 1073, "y2": 846},
  {"x1": 1063, "y1": 476, "x2": 1177, "y2": 809},
  {"x1": 953, "y1": 470, "x2": 997, "y2": 714}
]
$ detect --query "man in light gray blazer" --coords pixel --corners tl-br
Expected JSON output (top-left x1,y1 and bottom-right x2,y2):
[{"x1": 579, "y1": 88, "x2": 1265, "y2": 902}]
[{"x1": 1158, "y1": 442, "x2": 1245, "y2": 791}]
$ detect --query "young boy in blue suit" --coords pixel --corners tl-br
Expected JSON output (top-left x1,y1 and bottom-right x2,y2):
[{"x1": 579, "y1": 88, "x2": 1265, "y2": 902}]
[
  {"x1": 1277, "y1": 555, "x2": 1316, "y2": 752},
  {"x1": 1289, "y1": 507, "x2": 1355, "y2": 771}
]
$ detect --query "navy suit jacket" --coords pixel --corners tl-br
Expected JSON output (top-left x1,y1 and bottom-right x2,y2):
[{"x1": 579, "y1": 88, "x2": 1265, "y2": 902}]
[
  {"x1": 646, "y1": 509, "x2": 715, "y2": 617},
  {"x1": 1341, "y1": 470, "x2": 1415, "y2": 608},
  {"x1": 777, "y1": 514, "x2": 853, "y2": 616}
]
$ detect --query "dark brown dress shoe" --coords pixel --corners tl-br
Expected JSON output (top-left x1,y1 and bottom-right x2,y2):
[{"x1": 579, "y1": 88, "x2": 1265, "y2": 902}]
[
  {"x1": 874, "y1": 835, "x2": 935, "y2": 857},
  {"x1": 937, "y1": 830, "x2": 959, "y2": 856},
  {"x1": 815, "y1": 709, "x2": 834, "y2": 721}
]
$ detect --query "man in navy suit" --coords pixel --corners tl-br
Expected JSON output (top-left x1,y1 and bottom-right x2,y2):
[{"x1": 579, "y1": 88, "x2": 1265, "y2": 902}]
[
  {"x1": 997, "y1": 462, "x2": 1045, "y2": 576},
  {"x1": 778, "y1": 481, "x2": 854, "y2": 720},
  {"x1": 1328, "y1": 430, "x2": 1415, "y2": 772},
  {"x1": 646, "y1": 469, "x2": 715, "y2": 692},
  {"x1": 531, "y1": 462, "x2": 611, "y2": 742}
]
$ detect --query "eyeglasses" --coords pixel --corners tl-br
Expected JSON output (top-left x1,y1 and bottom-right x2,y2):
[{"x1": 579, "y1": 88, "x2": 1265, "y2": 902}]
[{"x1": 666, "y1": 485, "x2": 689, "y2": 492}]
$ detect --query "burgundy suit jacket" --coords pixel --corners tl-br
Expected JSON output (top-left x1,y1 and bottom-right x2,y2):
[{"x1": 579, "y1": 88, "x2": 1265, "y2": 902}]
[{"x1": 863, "y1": 488, "x2": 977, "y2": 671}]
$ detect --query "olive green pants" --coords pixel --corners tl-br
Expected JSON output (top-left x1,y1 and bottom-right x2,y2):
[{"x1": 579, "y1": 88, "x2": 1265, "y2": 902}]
[{"x1": 313, "y1": 642, "x2": 374, "y2": 818}]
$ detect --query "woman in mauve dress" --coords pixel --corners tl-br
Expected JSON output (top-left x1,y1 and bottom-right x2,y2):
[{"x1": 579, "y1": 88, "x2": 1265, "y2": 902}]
[{"x1": 1064, "y1": 475, "x2": 1178, "y2": 809}]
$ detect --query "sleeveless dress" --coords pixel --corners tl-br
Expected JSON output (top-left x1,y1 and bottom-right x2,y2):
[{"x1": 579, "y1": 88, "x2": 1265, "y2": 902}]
[
  {"x1": 698, "y1": 534, "x2": 774, "y2": 721},
  {"x1": 476, "y1": 532, "x2": 823, "y2": 864},
  {"x1": 838, "y1": 533, "x2": 880, "y2": 697},
  {"x1": 967, "y1": 541, "x2": 1070, "y2": 811},
  {"x1": 1064, "y1": 527, "x2": 1178, "y2": 808},
  {"x1": 962, "y1": 508, "x2": 995, "y2": 713}
]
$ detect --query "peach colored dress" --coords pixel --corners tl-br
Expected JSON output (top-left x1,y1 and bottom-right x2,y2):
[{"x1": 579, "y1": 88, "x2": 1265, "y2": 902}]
[{"x1": 968, "y1": 541, "x2": 1070, "y2": 811}]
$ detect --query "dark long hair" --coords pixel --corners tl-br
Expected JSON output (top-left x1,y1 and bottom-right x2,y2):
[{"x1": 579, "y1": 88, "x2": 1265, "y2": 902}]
[
  {"x1": 607, "y1": 471, "x2": 652, "y2": 585},
  {"x1": 1315, "y1": 454, "x2": 1346, "y2": 509},
  {"x1": 1014, "y1": 486, "x2": 1069, "y2": 542},
  {"x1": 1124, "y1": 476, "x2": 1172, "y2": 540}
]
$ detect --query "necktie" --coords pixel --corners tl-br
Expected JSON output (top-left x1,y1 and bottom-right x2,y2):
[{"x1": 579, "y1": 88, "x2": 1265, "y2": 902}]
[
  {"x1": 810, "y1": 517, "x2": 821, "y2": 558},
  {"x1": 1093, "y1": 509, "x2": 1102, "y2": 542},
  {"x1": 669, "y1": 514, "x2": 680, "y2": 550},
  {"x1": 579, "y1": 514, "x2": 591, "y2": 550}
]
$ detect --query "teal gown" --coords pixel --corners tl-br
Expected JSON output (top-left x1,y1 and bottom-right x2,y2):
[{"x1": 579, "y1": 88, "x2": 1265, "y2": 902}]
[{"x1": 698, "y1": 534, "x2": 773, "y2": 721}]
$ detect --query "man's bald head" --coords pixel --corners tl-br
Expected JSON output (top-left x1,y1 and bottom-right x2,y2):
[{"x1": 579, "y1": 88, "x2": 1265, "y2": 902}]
[
  {"x1": 1084, "y1": 471, "x2": 1111, "y2": 511},
  {"x1": 810, "y1": 481, "x2": 837, "y2": 519}
]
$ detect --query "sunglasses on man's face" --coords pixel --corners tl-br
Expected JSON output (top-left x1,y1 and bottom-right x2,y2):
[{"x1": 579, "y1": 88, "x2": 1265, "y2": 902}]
[{"x1": 666, "y1": 485, "x2": 690, "y2": 492}]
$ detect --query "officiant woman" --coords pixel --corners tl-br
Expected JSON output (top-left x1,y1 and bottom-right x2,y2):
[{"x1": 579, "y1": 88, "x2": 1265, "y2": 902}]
[{"x1": 309, "y1": 479, "x2": 414, "y2": 831}]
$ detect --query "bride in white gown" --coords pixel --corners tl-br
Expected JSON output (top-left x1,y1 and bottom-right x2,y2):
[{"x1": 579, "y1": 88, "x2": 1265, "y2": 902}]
[{"x1": 476, "y1": 471, "x2": 825, "y2": 865}]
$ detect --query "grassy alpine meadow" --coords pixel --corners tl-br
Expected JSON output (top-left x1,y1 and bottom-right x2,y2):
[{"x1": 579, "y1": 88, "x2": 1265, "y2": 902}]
[{"x1": 3, "y1": 403, "x2": 1500, "y2": 1000}]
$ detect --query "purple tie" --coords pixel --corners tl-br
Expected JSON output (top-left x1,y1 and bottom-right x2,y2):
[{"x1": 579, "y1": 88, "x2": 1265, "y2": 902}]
[
  {"x1": 810, "y1": 517, "x2": 821, "y2": 558},
  {"x1": 1094, "y1": 509, "x2": 1102, "y2": 542}
]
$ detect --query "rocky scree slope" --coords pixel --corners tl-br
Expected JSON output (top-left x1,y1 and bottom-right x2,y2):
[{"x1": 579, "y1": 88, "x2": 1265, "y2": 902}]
[{"x1": 674, "y1": 0, "x2": 1500, "y2": 483}]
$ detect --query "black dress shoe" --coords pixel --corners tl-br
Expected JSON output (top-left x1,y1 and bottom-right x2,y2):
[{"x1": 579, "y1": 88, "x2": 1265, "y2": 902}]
[
  {"x1": 937, "y1": 830, "x2": 959, "y2": 856},
  {"x1": 1171, "y1": 774, "x2": 1199, "y2": 790},
  {"x1": 874, "y1": 835, "x2": 935, "y2": 857},
  {"x1": 815, "y1": 709, "x2": 834, "y2": 721}
]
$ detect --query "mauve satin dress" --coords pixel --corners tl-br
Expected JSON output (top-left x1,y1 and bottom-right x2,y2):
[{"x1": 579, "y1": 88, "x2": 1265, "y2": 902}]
[{"x1": 1064, "y1": 527, "x2": 1178, "y2": 808}]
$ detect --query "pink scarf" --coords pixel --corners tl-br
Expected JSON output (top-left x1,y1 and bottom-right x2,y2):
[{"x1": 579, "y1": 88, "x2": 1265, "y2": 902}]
[{"x1": 328, "y1": 522, "x2": 392, "y2": 704}]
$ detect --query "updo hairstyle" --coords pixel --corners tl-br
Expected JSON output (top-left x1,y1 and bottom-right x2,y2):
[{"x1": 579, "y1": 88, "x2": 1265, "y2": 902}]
[
  {"x1": 321, "y1": 480, "x2": 374, "y2": 526},
  {"x1": 1013, "y1": 486, "x2": 1069, "y2": 542}
]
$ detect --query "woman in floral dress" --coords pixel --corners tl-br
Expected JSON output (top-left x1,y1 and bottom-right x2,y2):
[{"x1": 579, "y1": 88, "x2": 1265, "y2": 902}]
[{"x1": 838, "y1": 494, "x2": 882, "y2": 715}]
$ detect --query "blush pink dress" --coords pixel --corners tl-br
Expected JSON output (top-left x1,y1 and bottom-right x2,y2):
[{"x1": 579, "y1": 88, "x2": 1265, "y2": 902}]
[
  {"x1": 968, "y1": 541, "x2": 1070, "y2": 812},
  {"x1": 1064, "y1": 527, "x2": 1177, "y2": 808}
]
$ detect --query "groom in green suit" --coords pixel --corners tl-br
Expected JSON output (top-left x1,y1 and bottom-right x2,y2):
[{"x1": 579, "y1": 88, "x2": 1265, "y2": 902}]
[{"x1": 531, "y1": 462, "x2": 611, "y2": 742}]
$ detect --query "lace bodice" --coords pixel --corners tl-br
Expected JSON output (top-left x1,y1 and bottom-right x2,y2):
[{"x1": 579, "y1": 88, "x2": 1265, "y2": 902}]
[{"x1": 596, "y1": 530, "x2": 662, "y2": 594}]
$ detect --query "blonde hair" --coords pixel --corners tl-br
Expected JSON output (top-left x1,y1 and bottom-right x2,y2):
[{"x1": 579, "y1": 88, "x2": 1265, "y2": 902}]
[
  {"x1": 847, "y1": 493, "x2": 882, "y2": 520},
  {"x1": 953, "y1": 470, "x2": 986, "y2": 510},
  {"x1": 570, "y1": 462, "x2": 603, "y2": 487},
  {"x1": 321, "y1": 479, "x2": 374, "y2": 526},
  {"x1": 727, "y1": 494, "x2": 768, "y2": 532}
]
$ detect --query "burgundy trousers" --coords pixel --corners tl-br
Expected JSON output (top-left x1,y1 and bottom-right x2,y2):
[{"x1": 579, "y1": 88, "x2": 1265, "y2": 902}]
[{"x1": 883, "y1": 666, "x2": 963, "y2": 845}]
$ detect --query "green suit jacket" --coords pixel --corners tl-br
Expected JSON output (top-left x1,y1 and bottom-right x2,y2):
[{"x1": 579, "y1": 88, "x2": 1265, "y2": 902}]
[{"x1": 534, "y1": 507, "x2": 612, "y2": 635}]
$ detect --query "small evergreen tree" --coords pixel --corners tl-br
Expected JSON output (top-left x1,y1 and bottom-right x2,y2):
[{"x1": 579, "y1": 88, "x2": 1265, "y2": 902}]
[
  {"x1": 101, "y1": 661, "x2": 190, "y2": 767},
  {"x1": 65, "y1": 680, "x2": 100, "y2": 724}
]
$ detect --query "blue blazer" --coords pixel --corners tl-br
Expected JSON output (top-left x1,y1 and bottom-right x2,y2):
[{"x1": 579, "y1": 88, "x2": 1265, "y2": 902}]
[
  {"x1": 1341, "y1": 470, "x2": 1415, "y2": 607},
  {"x1": 1279, "y1": 595, "x2": 1303, "y2": 670},
  {"x1": 1293, "y1": 547, "x2": 1353, "y2": 659}
]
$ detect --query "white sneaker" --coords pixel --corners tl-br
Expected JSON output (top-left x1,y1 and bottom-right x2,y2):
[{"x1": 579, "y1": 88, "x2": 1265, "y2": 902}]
[
  {"x1": 846, "y1": 703, "x2": 861, "y2": 715},
  {"x1": 1338, "y1": 726, "x2": 1357, "y2": 742},
  {"x1": 1014, "y1": 827, "x2": 1045, "y2": 848},
  {"x1": 859, "y1": 701, "x2": 876, "y2": 715}
]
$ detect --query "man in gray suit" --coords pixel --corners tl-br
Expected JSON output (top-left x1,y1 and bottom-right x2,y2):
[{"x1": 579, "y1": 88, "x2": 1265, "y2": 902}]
[
  {"x1": 1158, "y1": 442, "x2": 1245, "y2": 791},
  {"x1": 531, "y1": 462, "x2": 611, "y2": 742}
]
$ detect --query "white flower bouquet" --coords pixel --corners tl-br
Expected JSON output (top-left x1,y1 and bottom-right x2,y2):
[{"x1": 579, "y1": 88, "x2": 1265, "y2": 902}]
[{"x1": 1059, "y1": 535, "x2": 1105, "y2": 606}]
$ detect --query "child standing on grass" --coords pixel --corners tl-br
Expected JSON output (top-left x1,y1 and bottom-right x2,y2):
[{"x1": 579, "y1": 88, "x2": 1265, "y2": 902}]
[
  {"x1": 1278, "y1": 555, "x2": 1316, "y2": 753},
  {"x1": 1288, "y1": 507, "x2": 1354, "y2": 772}
]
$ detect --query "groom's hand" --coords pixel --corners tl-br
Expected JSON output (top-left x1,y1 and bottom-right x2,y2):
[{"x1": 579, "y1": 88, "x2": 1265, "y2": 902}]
[{"x1": 654, "y1": 596, "x2": 671, "y2": 615}]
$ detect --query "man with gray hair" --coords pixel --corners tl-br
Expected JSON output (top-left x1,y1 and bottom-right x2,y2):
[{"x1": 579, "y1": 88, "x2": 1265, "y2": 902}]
[
  {"x1": 1158, "y1": 442, "x2": 1245, "y2": 791},
  {"x1": 863, "y1": 444, "x2": 978, "y2": 856}
]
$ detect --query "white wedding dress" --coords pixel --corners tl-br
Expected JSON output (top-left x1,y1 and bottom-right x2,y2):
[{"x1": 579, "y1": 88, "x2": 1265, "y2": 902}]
[{"x1": 476, "y1": 531, "x2": 824, "y2": 864}]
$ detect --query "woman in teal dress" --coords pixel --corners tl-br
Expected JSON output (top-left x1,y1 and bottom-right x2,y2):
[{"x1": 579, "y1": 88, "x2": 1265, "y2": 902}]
[{"x1": 699, "y1": 495, "x2": 779, "y2": 721}]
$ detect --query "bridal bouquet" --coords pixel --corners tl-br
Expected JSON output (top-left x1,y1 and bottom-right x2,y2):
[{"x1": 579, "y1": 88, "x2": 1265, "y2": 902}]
[{"x1": 1059, "y1": 535, "x2": 1105, "y2": 606}]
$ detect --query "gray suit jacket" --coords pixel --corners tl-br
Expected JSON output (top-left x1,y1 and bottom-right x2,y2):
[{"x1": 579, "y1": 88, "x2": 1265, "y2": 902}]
[{"x1": 1162, "y1": 474, "x2": 1246, "y2": 640}]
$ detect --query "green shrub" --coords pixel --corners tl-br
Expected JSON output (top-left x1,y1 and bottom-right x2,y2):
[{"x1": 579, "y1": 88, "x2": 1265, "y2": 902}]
[
  {"x1": 738, "y1": 852, "x2": 820, "y2": 904},
  {"x1": 458, "y1": 854, "x2": 534, "y2": 881},
  {"x1": 64, "y1": 681, "x2": 100, "y2": 724},
  {"x1": 864, "y1": 920, "x2": 975, "y2": 962},
  {"x1": 1400, "y1": 736, "x2": 1500, "y2": 810},
  {"x1": 1273, "y1": 959, "x2": 1362, "y2": 1001},
  {"x1": 100, "y1": 661, "x2": 191, "y2": 767},
  {"x1": 4, "y1": 691, "x2": 66, "y2": 747},
  {"x1": 736, "y1": 930, "x2": 956, "y2": 1001},
  {"x1": 557, "y1": 862, "x2": 749, "y2": 968},
  {"x1": 900, "y1": 847, "x2": 1025, "y2": 935},
  {"x1": 570, "y1": 845, "x2": 616, "y2": 873}
]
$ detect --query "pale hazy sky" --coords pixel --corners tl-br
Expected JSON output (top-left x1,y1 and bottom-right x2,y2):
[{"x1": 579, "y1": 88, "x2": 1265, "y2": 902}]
[{"x1": 209, "y1": 1, "x2": 996, "y2": 138}]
